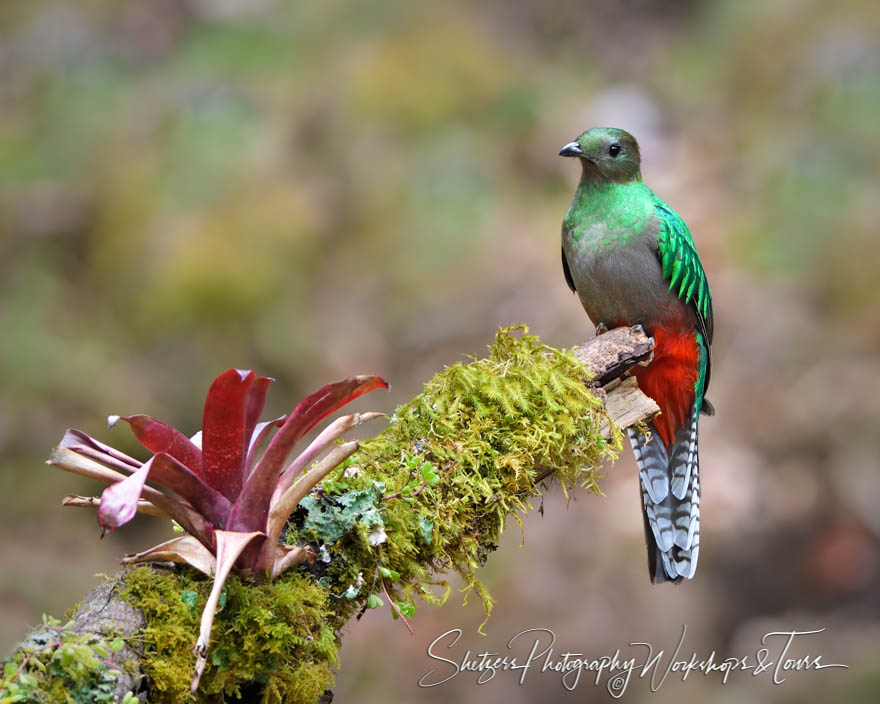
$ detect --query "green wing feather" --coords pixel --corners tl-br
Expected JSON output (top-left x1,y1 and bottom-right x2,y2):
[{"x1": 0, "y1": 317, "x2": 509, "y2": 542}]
[
  {"x1": 654, "y1": 194, "x2": 712, "y2": 326},
  {"x1": 653, "y1": 194, "x2": 715, "y2": 412}
]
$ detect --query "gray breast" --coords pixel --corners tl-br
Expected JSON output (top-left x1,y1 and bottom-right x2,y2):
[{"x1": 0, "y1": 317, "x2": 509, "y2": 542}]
[{"x1": 563, "y1": 226, "x2": 679, "y2": 329}]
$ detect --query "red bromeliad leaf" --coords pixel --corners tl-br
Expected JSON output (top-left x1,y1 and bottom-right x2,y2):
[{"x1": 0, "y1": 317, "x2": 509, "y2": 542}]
[
  {"x1": 142, "y1": 452, "x2": 232, "y2": 528},
  {"x1": 274, "y1": 411, "x2": 384, "y2": 499},
  {"x1": 225, "y1": 375, "x2": 389, "y2": 533},
  {"x1": 244, "y1": 377, "x2": 273, "y2": 459},
  {"x1": 244, "y1": 415, "x2": 286, "y2": 479},
  {"x1": 97, "y1": 452, "x2": 232, "y2": 533},
  {"x1": 202, "y1": 369, "x2": 256, "y2": 501},
  {"x1": 61, "y1": 445, "x2": 139, "y2": 476},
  {"x1": 256, "y1": 440, "x2": 360, "y2": 573},
  {"x1": 60, "y1": 429, "x2": 142, "y2": 473},
  {"x1": 117, "y1": 415, "x2": 203, "y2": 476},
  {"x1": 269, "y1": 544, "x2": 315, "y2": 580},
  {"x1": 123, "y1": 489, "x2": 216, "y2": 551},
  {"x1": 122, "y1": 535, "x2": 217, "y2": 577},
  {"x1": 50, "y1": 446, "x2": 135, "y2": 488},
  {"x1": 51, "y1": 446, "x2": 215, "y2": 549},
  {"x1": 192, "y1": 530, "x2": 265, "y2": 693},
  {"x1": 97, "y1": 456, "x2": 159, "y2": 533},
  {"x1": 63, "y1": 494, "x2": 169, "y2": 519}
]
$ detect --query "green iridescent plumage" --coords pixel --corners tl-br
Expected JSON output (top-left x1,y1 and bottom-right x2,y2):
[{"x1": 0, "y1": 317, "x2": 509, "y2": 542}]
[{"x1": 654, "y1": 194, "x2": 711, "y2": 323}]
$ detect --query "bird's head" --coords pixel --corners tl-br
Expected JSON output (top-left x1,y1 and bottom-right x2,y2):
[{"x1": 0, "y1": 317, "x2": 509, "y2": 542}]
[{"x1": 559, "y1": 127, "x2": 641, "y2": 182}]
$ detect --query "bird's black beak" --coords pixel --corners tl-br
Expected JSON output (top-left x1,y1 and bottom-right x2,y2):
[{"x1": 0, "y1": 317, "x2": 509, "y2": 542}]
[{"x1": 559, "y1": 141, "x2": 584, "y2": 157}]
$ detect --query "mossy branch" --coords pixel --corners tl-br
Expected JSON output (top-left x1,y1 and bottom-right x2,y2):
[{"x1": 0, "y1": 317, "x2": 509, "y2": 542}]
[{"x1": 2, "y1": 326, "x2": 657, "y2": 704}]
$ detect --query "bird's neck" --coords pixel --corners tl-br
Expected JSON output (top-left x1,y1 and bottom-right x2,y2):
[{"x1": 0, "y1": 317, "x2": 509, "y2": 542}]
[
  {"x1": 572, "y1": 171, "x2": 636, "y2": 210},
  {"x1": 578, "y1": 161, "x2": 642, "y2": 188},
  {"x1": 565, "y1": 173, "x2": 653, "y2": 239}
]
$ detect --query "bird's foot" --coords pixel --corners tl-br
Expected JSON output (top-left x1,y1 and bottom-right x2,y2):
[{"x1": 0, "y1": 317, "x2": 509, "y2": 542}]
[
  {"x1": 595, "y1": 322, "x2": 609, "y2": 336},
  {"x1": 626, "y1": 324, "x2": 655, "y2": 366}
]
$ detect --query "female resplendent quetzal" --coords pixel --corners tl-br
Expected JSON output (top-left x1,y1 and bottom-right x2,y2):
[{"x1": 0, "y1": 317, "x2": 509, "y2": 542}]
[{"x1": 559, "y1": 127, "x2": 714, "y2": 583}]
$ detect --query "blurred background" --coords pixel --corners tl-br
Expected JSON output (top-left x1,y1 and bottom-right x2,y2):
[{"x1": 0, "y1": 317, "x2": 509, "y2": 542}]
[{"x1": 1, "y1": 0, "x2": 879, "y2": 701}]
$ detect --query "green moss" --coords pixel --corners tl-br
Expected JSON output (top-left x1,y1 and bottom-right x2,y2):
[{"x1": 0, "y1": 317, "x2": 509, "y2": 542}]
[
  {"x1": 109, "y1": 326, "x2": 620, "y2": 702},
  {"x1": 297, "y1": 325, "x2": 621, "y2": 631},
  {"x1": 119, "y1": 566, "x2": 336, "y2": 704}
]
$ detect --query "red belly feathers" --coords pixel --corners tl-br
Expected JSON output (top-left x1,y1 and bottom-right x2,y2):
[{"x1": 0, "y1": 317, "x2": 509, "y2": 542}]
[{"x1": 630, "y1": 326, "x2": 699, "y2": 450}]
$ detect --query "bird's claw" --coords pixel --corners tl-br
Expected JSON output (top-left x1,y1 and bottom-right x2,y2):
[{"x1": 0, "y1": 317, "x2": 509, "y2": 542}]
[
  {"x1": 595, "y1": 322, "x2": 609, "y2": 336},
  {"x1": 629, "y1": 325, "x2": 655, "y2": 366}
]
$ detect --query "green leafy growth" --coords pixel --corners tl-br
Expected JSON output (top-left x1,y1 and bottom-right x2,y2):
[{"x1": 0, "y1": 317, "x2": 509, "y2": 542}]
[
  {"x1": 392, "y1": 602, "x2": 416, "y2": 620},
  {"x1": 366, "y1": 594, "x2": 383, "y2": 609},
  {"x1": 180, "y1": 590, "x2": 198, "y2": 611},
  {"x1": 378, "y1": 567, "x2": 400, "y2": 581},
  {"x1": 0, "y1": 615, "x2": 132, "y2": 704},
  {"x1": 418, "y1": 515, "x2": 434, "y2": 544}
]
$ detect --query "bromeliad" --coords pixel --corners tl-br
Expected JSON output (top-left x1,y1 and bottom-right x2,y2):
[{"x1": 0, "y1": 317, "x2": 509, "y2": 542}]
[
  {"x1": 559, "y1": 127, "x2": 714, "y2": 584},
  {"x1": 48, "y1": 369, "x2": 388, "y2": 691}
]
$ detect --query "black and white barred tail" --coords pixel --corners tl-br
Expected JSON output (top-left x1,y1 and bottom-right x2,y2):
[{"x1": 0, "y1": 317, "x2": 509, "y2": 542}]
[{"x1": 627, "y1": 405, "x2": 700, "y2": 583}]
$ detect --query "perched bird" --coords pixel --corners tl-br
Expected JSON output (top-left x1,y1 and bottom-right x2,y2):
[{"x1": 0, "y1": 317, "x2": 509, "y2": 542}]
[{"x1": 559, "y1": 127, "x2": 714, "y2": 583}]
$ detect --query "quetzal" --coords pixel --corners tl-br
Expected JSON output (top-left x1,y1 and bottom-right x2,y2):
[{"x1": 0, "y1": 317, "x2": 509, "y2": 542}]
[{"x1": 559, "y1": 127, "x2": 714, "y2": 583}]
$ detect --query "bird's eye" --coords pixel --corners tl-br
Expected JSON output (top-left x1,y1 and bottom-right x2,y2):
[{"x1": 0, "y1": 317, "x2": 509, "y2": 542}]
[{"x1": 608, "y1": 144, "x2": 621, "y2": 157}]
